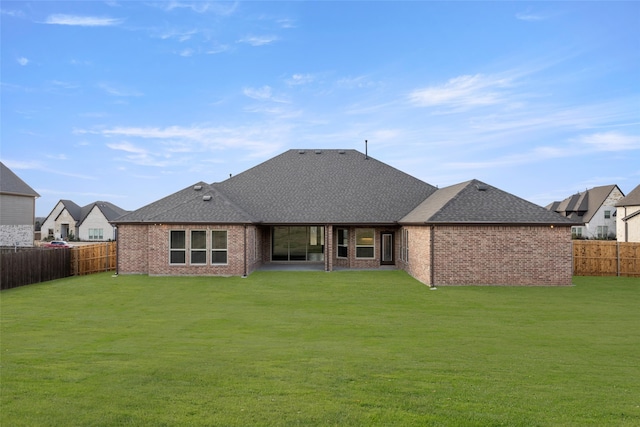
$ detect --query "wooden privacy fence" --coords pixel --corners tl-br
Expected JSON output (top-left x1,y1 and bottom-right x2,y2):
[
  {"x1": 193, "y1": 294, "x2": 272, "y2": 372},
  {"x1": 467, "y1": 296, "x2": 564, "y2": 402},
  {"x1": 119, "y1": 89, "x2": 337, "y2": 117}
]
[
  {"x1": 1, "y1": 248, "x2": 71, "y2": 290},
  {"x1": 573, "y1": 241, "x2": 640, "y2": 277},
  {"x1": 71, "y1": 242, "x2": 117, "y2": 276}
]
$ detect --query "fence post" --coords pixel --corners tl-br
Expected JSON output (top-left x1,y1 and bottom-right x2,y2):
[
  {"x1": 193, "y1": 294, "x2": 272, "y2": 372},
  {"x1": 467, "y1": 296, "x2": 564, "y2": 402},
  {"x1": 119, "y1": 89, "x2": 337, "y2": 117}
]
[{"x1": 617, "y1": 241, "x2": 620, "y2": 277}]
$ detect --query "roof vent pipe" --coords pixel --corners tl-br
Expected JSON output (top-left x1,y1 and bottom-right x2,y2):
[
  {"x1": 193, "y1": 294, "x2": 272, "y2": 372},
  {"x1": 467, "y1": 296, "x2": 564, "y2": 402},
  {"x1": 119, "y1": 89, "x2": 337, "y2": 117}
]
[{"x1": 365, "y1": 140, "x2": 368, "y2": 159}]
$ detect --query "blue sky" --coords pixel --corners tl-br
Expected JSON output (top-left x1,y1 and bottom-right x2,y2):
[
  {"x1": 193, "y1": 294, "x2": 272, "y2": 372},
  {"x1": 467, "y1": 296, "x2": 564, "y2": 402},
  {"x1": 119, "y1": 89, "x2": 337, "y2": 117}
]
[{"x1": 2, "y1": 1, "x2": 639, "y2": 217}]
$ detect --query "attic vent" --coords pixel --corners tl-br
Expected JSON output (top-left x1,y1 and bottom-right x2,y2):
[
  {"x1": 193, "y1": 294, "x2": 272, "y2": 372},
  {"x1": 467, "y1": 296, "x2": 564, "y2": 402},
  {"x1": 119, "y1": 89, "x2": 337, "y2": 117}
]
[
  {"x1": 475, "y1": 183, "x2": 489, "y2": 191},
  {"x1": 203, "y1": 195, "x2": 212, "y2": 201},
  {"x1": 315, "y1": 150, "x2": 322, "y2": 154},
  {"x1": 338, "y1": 150, "x2": 346, "y2": 154},
  {"x1": 194, "y1": 185, "x2": 202, "y2": 191},
  {"x1": 298, "y1": 150, "x2": 305, "y2": 154}
]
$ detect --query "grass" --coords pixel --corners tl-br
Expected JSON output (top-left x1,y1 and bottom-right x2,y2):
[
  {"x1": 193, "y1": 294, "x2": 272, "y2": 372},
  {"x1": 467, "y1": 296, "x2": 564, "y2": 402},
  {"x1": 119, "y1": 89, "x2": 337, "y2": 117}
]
[{"x1": 1, "y1": 272, "x2": 639, "y2": 426}]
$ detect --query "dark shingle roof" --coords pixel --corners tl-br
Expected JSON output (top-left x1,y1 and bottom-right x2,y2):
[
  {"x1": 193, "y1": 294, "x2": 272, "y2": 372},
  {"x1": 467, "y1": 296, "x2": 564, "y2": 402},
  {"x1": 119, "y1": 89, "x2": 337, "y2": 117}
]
[
  {"x1": 115, "y1": 149, "x2": 436, "y2": 224},
  {"x1": 401, "y1": 179, "x2": 575, "y2": 225},
  {"x1": 57, "y1": 200, "x2": 82, "y2": 221},
  {"x1": 616, "y1": 184, "x2": 640, "y2": 207},
  {"x1": 548, "y1": 185, "x2": 622, "y2": 223},
  {"x1": 215, "y1": 149, "x2": 437, "y2": 224},
  {"x1": 0, "y1": 162, "x2": 40, "y2": 197},
  {"x1": 79, "y1": 201, "x2": 130, "y2": 225},
  {"x1": 114, "y1": 182, "x2": 255, "y2": 224}
]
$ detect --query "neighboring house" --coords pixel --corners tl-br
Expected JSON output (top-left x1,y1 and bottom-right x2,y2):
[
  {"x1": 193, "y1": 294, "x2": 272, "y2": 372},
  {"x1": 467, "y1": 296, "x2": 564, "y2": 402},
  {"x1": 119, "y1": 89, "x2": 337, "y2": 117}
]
[
  {"x1": 113, "y1": 149, "x2": 574, "y2": 286},
  {"x1": 547, "y1": 185, "x2": 625, "y2": 239},
  {"x1": 40, "y1": 200, "x2": 129, "y2": 241},
  {"x1": 616, "y1": 184, "x2": 640, "y2": 242},
  {"x1": 0, "y1": 162, "x2": 40, "y2": 247}
]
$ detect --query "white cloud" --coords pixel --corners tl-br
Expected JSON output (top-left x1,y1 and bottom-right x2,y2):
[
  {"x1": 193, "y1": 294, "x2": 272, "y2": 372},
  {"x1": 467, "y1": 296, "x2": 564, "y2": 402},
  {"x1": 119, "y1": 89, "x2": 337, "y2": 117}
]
[
  {"x1": 238, "y1": 35, "x2": 278, "y2": 46},
  {"x1": 44, "y1": 14, "x2": 123, "y2": 26},
  {"x1": 408, "y1": 74, "x2": 513, "y2": 110},
  {"x1": 98, "y1": 83, "x2": 143, "y2": 97},
  {"x1": 243, "y1": 86, "x2": 273, "y2": 101},
  {"x1": 17, "y1": 57, "x2": 29, "y2": 66},
  {"x1": 577, "y1": 131, "x2": 640, "y2": 151},
  {"x1": 162, "y1": 1, "x2": 238, "y2": 15},
  {"x1": 287, "y1": 73, "x2": 314, "y2": 86},
  {"x1": 516, "y1": 12, "x2": 545, "y2": 22}
]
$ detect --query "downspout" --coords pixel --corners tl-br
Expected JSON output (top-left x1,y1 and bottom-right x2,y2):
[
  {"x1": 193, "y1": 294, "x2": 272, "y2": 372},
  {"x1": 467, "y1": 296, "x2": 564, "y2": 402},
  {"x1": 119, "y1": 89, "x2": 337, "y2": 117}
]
[
  {"x1": 242, "y1": 225, "x2": 248, "y2": 278},
  {"x1": 114, "y1": 225, "x2": 119, "y2": 276},
  {"x1": 430, "y1": 225, "x2": 436, "y2": 289}
]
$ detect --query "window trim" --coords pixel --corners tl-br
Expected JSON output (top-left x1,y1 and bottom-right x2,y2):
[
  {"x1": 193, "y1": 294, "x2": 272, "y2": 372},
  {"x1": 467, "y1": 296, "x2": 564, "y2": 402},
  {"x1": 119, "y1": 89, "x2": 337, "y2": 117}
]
[
  {"x1": 211, "y1": 230, "x2": 228, "y2": 265},
  {"x1": 355, "y1": 228, "x2": 375, "y2": 259},
  {"x1": 169, "y1": 230, "x2": 187, "y2": 265},
  {"x1": 190, "y1": 230, "x2": 207, "y2": 265}
]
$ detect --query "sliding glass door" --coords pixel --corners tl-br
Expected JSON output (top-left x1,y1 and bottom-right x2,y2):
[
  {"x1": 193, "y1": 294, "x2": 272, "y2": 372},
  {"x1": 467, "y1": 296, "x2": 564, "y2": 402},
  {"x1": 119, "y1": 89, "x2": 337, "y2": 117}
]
[{"x1": 272, "y1": 226, "x2": 324, "y2": 261}]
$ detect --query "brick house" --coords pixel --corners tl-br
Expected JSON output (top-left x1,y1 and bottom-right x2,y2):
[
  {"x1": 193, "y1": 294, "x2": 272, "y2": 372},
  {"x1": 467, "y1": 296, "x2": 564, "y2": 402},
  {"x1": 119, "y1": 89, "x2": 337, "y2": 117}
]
[
  {"x1": 113, "y1": 149, "x2": 575, "y2": 286},
  {"x1": 40, "y1": 200, "x2": 129, "y2": 241},
  {"x1": 0, "y1": 162, "x2": 40, "y2": 247}
]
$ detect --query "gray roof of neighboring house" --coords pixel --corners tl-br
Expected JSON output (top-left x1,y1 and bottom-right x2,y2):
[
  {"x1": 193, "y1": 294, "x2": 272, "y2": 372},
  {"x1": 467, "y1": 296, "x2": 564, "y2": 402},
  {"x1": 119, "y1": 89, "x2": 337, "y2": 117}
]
[
  {"x1": 616, "y1": 184, "x2": 640, "y2": 207},
  {"x1": 548, "y1": 185, "x2": 623, "y2": 223},
  {"x1": 56, "y1": 200, "x2": 82, "y2": 221},
  {"x1": 79, "y1": 201, "x2": 130, "y2": 225},
  {"x1": 401, "y1": 179, "x2": 574, "y2": 225},
  {"x1": 0, "y1": 162, "x2": 40, "y2": 197}
]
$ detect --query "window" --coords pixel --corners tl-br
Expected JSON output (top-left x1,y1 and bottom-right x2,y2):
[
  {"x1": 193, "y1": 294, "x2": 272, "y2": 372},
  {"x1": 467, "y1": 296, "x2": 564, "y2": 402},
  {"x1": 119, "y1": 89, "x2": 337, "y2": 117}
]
[
  {"x1": 337, "y1": 229, "x2": 348, "y2": 258},
  {"x1": 355, "y1": 228, "x2": 375, "y2": 259},
  {"x1": 191, "y1": 230, "x2": 207, "y2": 264},
  {"x1": 571, "y1": 227, "x2": 583, "y2": 239},
  {"x1": 604, "y1": 210, "x2": 611, "y2": 219},
  {"x1": 170, "y1": 231, "x2": 186, "y2": 264},
  {"x1": 89, "y1": 228, "x2": 104, "y2": 240},
  {"x1": 400, "y1": 228, "x2": 409, "y2": 262},
  {"x1": 48, "y1": 228, "x2": 54, "y2": 238},
  {"x1": 597, "y1": 226, "x2": 608, "y2": 239},
  {"x1": 211, "y1": 230, "x2": 228, "y2": 264}
]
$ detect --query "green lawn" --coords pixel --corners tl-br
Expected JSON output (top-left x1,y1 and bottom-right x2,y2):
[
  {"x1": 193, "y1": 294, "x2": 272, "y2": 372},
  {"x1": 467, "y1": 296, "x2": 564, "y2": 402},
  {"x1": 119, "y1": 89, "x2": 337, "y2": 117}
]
[{"x1": 1, "y1": 272, "x2": 639, "y2": 426}]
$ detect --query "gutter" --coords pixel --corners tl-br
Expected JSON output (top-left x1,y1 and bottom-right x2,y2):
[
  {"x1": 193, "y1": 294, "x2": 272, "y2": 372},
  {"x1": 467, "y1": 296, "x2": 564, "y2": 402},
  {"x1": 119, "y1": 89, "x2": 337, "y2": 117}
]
[{"x1": 430, "y1": 225, "x2": 435, "y2": 289}]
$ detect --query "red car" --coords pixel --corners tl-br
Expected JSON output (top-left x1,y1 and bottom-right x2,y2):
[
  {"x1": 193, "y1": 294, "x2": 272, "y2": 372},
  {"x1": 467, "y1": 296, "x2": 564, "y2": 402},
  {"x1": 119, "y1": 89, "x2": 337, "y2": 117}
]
[{"x1": 45, "y1": 240, "x2": 73, "y2": 248}]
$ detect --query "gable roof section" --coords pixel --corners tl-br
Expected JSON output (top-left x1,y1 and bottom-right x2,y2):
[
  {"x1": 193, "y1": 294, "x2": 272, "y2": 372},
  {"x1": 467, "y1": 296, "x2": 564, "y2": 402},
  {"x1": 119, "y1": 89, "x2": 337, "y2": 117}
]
[
  {"x1": 0, "y1": 162, "x2": 40, "y2": 197},
  {"x1": 549, "y1": 185, "x2": 622, "y2": 223},
  {"x1": 215, "y1": 149, "x2": 437, "y2": 224},
  {"x1": 55, "y1": 200, "x2": 82, "y2": 221},
  {"x1": 616, "y1": 184, "x2": 640, "y2": 207},
  {"x1": 79, "y1": 201, "x2": 130, "y2": 225},
  {"x1": 401, "y1": 179, "x2": 574, "y2": 225},
  {"x1": 114, "y1": 182, "x2": 255, "y2": 224}
]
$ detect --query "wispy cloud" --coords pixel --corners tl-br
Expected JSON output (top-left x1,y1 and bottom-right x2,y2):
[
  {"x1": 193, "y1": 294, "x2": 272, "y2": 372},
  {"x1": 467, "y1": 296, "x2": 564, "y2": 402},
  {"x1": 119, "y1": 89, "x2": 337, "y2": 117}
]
[
  {"x1": 17, "y1": 57, "x2": 29, "y2": 66},
  {"x1": 238, "y1": 35, "x2": 279, "y2": 46},
  {"x1": 3, "y1": 159, "x2": 97, "y2": 180},
  {"x1": 516, "y1": 12, "x2": 545, "y2": 22},
  {"x1": 44, "y1": 14, "x2": 123, "y2": 26},
  {"x1": 286, "y1": 73, "x2": 315, "y2": 86},
  {"x1": 157, "y1": 1, "x2": 238, "y2": 15},
  {"x1": 243, "y1": 86, "x2": 273, "y2": 101},
  {"x1": 576, "y1": 131, "x2": 640, "y2": 152},
  {"x1": 408, "y1": 74, "x2": 513, "y2": 110},
  {"x1": 98, "y1": 83, "x2": 143, "y2": 97}
]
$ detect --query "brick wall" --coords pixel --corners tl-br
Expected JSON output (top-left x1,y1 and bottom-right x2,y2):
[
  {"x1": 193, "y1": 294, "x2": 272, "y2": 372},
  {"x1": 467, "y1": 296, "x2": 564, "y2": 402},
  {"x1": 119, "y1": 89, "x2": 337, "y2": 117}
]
[
  {"x1": 398, "y1": 225, "x2": 432, "y2": 286},
  {"x1": 118, "y1": 224, "x2": 252, "y2": 276},
  {"x1": 330, "y1": 226, "x2": 393, "y2": 270},
  {"x1": 117, "y1": 224, "x2": 149, "y2": 274},
  {"x1": 431, "y1": 225, "x2": 573, "y2": 286}
]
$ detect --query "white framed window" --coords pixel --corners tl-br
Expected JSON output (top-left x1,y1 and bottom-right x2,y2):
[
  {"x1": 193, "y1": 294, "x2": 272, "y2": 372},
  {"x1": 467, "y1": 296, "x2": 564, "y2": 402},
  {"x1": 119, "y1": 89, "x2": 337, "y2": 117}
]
[
  {"x1": 337, "y1": 228, "x2": 348, "y2": 258},
  {"x1": 571, "y1": 226, "x2": 583, "y2": 239},
  {"x1": 604, "y1": 210, "x2": 611, "y2": 219},
  {"x1": 597, "y1": 226, "x2": 608, "y2": 239},
  {"x1": 191, "y1": 230, "x2": 207, "y2": 264},
  {"x1": 211, "y1": 230, "x2": 228, "y2": 264},
  {"x1": 170, "y1": 230, "x2": 186, "y2": 264},
  {"x1": 355, "y1": 228, "x2": 375, "y2": 259},
  {"x1": 89, "y1": 228, "x2": 104, "y2": 240}
]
